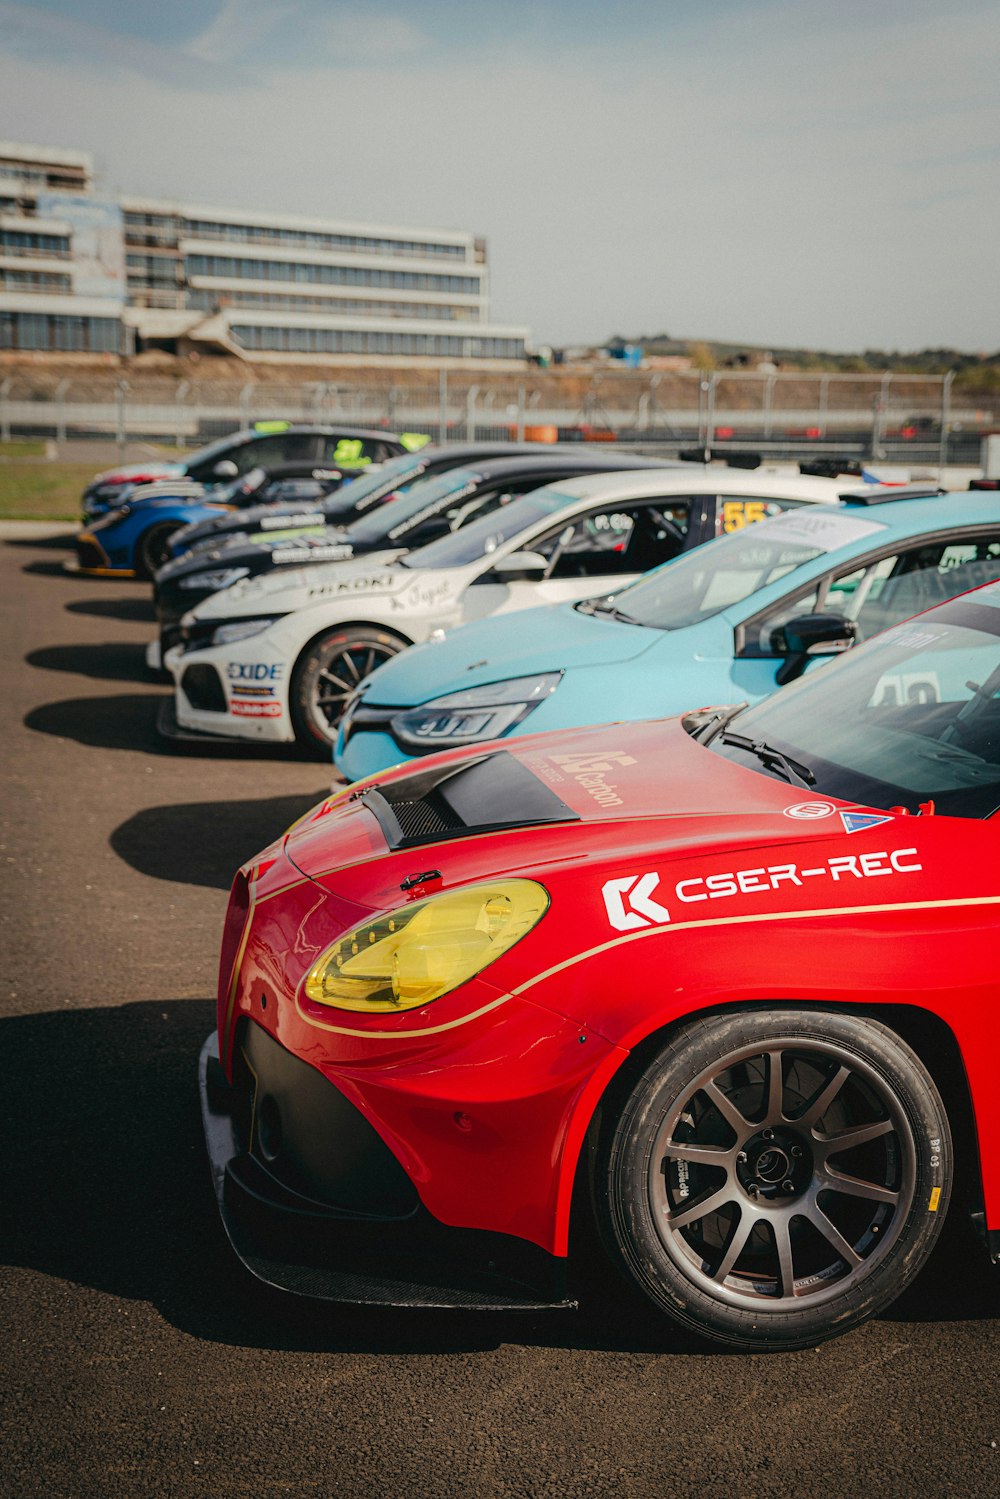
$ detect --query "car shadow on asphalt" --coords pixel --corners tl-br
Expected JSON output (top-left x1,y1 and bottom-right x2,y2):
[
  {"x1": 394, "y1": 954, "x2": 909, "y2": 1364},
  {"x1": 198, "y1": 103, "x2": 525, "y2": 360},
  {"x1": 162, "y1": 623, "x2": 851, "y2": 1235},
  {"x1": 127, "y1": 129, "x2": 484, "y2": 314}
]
[
  {"x1": 65, "y1": 596, "x2": 157, "y2": 623},
  {"x1": 25, "y1": 690, "x2": 171, "y2": 753},
  {"x1": 110, "y1": 793, "x2": 329, "y2": 888},
  {"x1": 27, "y1": 642, "x2": 154, "y2": 683},
  {"x1": 3, "y1": 998, "x2": 999, "y2": 1362},
  {"x1": 4, "y1": 531, "x2": 74, "y2": 550},
  {"x1": 19, "y1": 557, "x2": 80, "y2": 578},
  {"x1": 24, "y1": 692, "x2": 312, "y2": 760}
]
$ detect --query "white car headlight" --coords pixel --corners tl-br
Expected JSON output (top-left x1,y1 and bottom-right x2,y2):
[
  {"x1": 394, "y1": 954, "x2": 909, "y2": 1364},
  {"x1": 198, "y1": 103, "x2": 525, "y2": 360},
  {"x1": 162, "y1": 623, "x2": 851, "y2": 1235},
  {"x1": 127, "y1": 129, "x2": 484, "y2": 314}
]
[
  {"x1": 389, "y1": 673, "x2": 561, "y2": 751},
  {"x1": 179, "y1": 567, "x2": 250, "y2": 591},
  {"x1": 211, "y1": 616, "x2": 280, "y2": 647}
]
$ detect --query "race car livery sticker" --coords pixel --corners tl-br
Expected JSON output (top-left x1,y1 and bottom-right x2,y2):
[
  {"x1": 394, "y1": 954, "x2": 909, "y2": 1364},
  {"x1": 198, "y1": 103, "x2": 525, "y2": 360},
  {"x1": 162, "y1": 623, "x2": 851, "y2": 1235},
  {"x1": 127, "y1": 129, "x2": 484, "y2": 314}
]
[
  {"x1": 274, "y1": 543, "x2": 354, "y2": 565},
  {"x1": 841, "y1": 811, "x2": 893, "y2": 834},
  {"x1": 755, "y1": 510, "x2": 885, "y2": 549},
  {"x1": 258, "y1": 512, "x2": 326, "y2": 531},
  {"x1": 227, "y1": 661, "x2": 284, "y2": 682},
  {"x1": 674, "y1": 848, "x2": 921, "y2": 904},
  {"x1": 307, "y1": 574, "x2": 398, "y2": 598},
  {"x1": 720, "y1": 499, "x2": 783, "y2": 534},
  {"x1": 230, "y1": 683, "x2": 276, "y2": 698},
  {"x1": 783, "y1": 801, "x2": 836, "y2": 820},
  {"x1": 601, "y1": 847, "x2": 924, "y2": 930},
  {"x1": 231, "y1": 700, "x2": 283, "y2": 718},
  {"x1": 540, "y1": 750, "x2": 637, "y2": 809},
  {"x1": 602, "y1": 873, "x2": 670, "y2": 931}
]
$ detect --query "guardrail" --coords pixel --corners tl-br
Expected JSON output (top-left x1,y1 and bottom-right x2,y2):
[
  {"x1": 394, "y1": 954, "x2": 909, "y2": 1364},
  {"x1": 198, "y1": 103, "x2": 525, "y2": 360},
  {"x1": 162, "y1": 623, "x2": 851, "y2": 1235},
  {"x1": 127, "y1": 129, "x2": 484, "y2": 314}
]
[{"x1": 0, "y1": 368, "x2": 992, "y2": 469}]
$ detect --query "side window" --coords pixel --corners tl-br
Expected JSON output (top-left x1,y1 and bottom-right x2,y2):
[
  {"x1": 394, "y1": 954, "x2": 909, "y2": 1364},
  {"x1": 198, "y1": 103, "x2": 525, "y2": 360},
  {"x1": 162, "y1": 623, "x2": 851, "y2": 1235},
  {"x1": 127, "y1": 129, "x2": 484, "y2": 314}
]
[
  {"x1": 741, "y1": 583, "x2": 823, "y2": 655},
  {"x1": 237, "y1": 434, "x2": 317, "y2": 473},
  {"x1": 530, "y1": 502, "x2": 689, "y2": 579},
  {"x1": 743, "y1": 555, "x2": 925, "y2": 656},
  {"x1": 717, "y1": 496, "x2": 808, "y2": 536},
  {"x1": 741, "y1": 536, "x2": 1000, "y2": 657},
  {"x1": 849, "y1": 538, "x2": 1000, "y2": 639}
]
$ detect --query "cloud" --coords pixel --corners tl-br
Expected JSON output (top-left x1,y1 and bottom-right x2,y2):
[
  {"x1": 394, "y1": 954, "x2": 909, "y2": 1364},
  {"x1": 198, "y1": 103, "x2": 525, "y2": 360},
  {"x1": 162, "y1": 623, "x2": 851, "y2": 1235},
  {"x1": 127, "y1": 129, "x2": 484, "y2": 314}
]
[
  {"x1": 0, "y1": 0, "x2": 225, "y2": 87},
  {"x1": 315, "y1": 11, "x2": 430, "y2": 60},
  {"x1": 186, "y1": 0, "x2": 299, "y2": 64}
]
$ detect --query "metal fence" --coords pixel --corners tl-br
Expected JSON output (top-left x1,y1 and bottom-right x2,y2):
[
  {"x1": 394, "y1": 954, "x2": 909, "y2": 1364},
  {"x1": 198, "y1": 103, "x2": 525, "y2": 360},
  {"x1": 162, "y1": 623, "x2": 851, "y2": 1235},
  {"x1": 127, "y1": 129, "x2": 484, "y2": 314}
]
[{"x1": 0, "y1": 367, "x2": 993, "y2": 466}]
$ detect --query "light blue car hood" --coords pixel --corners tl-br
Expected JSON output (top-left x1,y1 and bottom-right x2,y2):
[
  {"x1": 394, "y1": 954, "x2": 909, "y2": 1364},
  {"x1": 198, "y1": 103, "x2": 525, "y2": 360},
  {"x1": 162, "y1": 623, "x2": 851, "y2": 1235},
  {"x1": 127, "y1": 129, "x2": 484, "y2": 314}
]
[{"x1": 363, "y1": 601, "x2": 664, "y2": 706}]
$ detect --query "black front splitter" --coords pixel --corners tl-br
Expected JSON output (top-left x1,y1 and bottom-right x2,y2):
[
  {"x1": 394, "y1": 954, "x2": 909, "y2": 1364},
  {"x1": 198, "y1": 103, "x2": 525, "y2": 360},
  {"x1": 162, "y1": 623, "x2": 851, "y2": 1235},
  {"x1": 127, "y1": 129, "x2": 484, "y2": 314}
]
[{"x1": 198, "y1": 1033, "x2": 577, "y2": 1312}]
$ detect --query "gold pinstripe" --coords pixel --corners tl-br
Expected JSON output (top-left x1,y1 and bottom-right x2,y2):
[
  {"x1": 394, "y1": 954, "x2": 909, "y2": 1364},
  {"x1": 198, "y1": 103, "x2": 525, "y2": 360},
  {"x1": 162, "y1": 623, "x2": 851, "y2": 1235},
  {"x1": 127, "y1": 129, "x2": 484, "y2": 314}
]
[{"x1": 292, "y1": 891, "x2": 1000, "y2": 1040}]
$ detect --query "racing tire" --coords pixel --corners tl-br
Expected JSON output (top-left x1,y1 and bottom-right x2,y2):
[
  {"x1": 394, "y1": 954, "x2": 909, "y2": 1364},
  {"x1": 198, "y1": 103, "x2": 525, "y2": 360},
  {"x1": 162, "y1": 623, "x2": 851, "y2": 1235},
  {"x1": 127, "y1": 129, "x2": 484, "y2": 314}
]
[
  {"x1": 289, "y1": 625, "x2": 408, "y2": 756},
  {"x1": 595, "y1": 1009, "x2": 951, "y2": 1351},
  {"x1": 137, "y1": 523, "x2": 181, "y2": 580}
]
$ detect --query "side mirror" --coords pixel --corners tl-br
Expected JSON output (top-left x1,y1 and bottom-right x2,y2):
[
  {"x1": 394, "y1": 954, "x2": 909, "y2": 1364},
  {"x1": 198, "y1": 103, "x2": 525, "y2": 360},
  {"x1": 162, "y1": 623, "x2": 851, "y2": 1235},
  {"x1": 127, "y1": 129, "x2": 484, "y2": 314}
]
[
  {"x1": 213, "y1": 460, "x2": 239, "y2": 479},
  {"x1": 490, "y1": 550, "x2": 549, "y2": 582},
  {"x1": 773, "y1": 613, "x2": 858, "y2": 686}
]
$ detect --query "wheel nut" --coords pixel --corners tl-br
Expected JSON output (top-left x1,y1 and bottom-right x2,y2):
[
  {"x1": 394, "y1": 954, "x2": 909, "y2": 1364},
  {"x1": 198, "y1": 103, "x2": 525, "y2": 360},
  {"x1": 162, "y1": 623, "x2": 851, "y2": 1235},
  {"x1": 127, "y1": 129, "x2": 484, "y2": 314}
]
[
  {"x1": 736, "y1": 1151, "x2": 748, "y2": 1164},
  {"x1": 782, "y1": 1180, "x2": 795, "y2": 1194},
  {"x1": 762, "y1": 1129, "x2": 774, "y2": 1141},
  {"x1": 790, "y1": 1146, "x2": 802, "y2": 1158},
  {"x1": 747, "y1": 1183, "x2": 759, "y2": 1198}
]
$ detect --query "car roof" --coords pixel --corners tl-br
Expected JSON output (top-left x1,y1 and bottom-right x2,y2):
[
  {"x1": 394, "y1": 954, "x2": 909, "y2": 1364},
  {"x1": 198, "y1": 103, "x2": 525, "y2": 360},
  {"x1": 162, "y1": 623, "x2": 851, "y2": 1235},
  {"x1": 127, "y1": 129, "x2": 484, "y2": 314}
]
[
  {"x1": 799, "y1": 491, "x2": 1000, "y2": 533},
  {"x1": 226, "y1": 425, "x2": 410, "y2": 444},
  {"x1": 519, "y1": 466, "x2": 853, "y2": 504},
  {"x1": 443, "y1": 452, "x2": 674, "y2": 481}
]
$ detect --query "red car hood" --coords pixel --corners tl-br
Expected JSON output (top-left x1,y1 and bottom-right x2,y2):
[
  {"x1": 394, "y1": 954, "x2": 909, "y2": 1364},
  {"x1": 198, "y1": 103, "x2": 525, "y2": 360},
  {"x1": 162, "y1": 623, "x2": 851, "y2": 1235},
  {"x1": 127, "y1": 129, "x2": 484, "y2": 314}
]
[{"x1": 284, "y1": 717, "x2": 865, "y2": 895}]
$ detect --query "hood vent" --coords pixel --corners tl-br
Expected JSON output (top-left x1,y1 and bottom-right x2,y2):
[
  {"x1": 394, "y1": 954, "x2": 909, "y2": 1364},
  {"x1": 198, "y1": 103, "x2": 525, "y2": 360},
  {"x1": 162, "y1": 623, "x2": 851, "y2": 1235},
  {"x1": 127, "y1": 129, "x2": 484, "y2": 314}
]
[{"x1": 362, "y1": 751, "x2": 579, "y2": 850}]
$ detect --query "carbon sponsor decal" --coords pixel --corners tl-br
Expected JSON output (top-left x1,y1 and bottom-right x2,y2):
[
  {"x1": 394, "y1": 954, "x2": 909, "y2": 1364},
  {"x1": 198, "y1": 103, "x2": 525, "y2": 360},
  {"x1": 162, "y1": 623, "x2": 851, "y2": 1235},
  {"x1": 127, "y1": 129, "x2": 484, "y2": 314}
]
[
  {"x1": 543, "y1": 750, "x2": 637, "y2": 809},
  {"x1": 841, "y1": 811, "x2": 893, "y2": 834},
  {"x1": 227, "y1": 661, "x2": 284, "y2": 682},
  {"x1": 231, "y1": 700, "x2": 282, "y2": 718},
  {"x1": 783, "y1": 801, "x2": 836, "y2": 820},
  {"x1": 602, "y1": 873, "x2": 671, "y2": 931}
]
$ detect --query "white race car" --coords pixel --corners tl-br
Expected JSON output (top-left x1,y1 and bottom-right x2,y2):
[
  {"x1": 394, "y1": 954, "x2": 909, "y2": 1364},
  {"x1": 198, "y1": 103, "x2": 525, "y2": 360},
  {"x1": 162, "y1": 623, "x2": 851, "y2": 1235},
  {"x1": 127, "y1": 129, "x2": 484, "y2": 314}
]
[{"x1": 161, "y1": 467, "x2": 848, "y2": 754}]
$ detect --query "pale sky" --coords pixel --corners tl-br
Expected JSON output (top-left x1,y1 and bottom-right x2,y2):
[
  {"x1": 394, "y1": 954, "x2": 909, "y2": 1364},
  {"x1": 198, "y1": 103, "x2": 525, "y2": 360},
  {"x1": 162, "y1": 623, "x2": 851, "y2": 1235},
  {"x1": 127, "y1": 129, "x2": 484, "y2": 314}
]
[{"x1": 2, "y1": 0, "x2": 998, "y2": 352}]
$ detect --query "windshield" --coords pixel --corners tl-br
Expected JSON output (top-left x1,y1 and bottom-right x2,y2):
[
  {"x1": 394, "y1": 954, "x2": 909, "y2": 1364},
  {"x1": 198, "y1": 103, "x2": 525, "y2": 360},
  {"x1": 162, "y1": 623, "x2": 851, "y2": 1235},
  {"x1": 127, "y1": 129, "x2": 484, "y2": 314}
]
[
  {"x1": 607, "y1": 509, "x2": 885, "y2": 631},
  {"x1": 181, "y1": 430, "x2": 257, "y2": 470},
  {"x1": 335, "y1": 450, "x2": 429, "y2": 510},
  {"x1": 346, "y1": 467, "x2": 485, "y2": 545},
  {"x1": 709, "y1": 593, "x2": 1000, "y2": 818},
  {"x1": 403, "y1": 485, "x2": 578, "y2": 570}
]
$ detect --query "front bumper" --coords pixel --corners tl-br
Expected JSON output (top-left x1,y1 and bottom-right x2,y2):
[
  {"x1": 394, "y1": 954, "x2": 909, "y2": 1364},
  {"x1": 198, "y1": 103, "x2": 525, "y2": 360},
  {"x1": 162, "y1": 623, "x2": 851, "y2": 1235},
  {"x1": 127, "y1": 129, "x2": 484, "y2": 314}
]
[
  {"x1": 199, "y1": 1030, "x2": 575, "y2": 1310},
  {"x1": 65, "y1": 530, "x2": 136, "y2": 578},
  {"x1": 337, "y1": 719, "x2": 408, "y2": 780},
  {"x1": 164, "y1": 639, "x2": 296, "y2": 745}
]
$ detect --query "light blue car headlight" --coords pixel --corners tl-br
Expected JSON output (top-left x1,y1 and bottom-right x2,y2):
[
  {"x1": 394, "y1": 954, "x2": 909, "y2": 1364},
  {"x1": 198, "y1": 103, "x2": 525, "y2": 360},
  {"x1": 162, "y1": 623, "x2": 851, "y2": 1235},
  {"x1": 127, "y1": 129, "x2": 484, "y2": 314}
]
[
  {"x1": 389, "y1": 672, "x2": 561, "y2": 751},
  {"x1": 211, "y1": 616, "x2": 280, "y2": 647},
  {"x1": 179, "y1": 567, "x2": 250, "y2": 591}
]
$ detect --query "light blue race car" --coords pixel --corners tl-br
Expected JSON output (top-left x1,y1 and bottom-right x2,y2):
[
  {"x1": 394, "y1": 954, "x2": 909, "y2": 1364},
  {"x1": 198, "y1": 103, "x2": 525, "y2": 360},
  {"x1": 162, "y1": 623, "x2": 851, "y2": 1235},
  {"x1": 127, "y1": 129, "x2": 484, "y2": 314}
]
[{"x1": 336, "y1": 487, "x2": 1000, "y2": 780}]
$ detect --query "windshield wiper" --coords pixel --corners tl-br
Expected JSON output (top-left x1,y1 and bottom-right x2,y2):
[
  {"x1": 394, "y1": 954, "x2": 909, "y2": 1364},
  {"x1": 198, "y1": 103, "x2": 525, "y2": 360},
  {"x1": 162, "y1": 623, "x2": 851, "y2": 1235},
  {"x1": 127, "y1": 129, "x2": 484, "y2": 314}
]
[
  {"x1": 719, "y1": 731, "x2": 816, "y2": 787},
  {"x1": 576, "y1": 597, "x2": 640, "y2": 624},
  {"x1": 689, "y1": 701, "x2": 749, "y2": 743}
]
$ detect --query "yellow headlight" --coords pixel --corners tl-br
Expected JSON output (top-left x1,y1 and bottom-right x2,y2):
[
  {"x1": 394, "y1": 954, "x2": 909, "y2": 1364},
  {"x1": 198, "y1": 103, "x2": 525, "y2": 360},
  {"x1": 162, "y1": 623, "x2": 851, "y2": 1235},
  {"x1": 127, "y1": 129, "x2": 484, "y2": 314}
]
[{"x1": 303, "y1": 879, "x2": 549, "y2": 1013}]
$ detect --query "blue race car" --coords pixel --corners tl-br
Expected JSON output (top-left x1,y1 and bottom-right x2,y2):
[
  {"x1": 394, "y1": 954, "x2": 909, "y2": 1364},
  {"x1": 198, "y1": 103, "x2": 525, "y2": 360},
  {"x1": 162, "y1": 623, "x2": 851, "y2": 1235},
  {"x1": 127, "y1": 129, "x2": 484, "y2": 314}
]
[
  {"x1": 336, "y1": 487, "x2": 1000, "y2": 780},
  {"x1": 71, "y1": 465, "x2": 345, "y2": 578}
]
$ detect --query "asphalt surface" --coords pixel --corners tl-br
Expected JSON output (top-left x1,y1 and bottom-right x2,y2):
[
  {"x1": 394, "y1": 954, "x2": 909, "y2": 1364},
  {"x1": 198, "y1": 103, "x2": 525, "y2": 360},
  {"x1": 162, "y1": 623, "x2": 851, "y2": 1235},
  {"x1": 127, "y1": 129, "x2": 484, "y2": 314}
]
[{"x1": 3, "y1": 525, "x2": 1000, "y2": 1499}]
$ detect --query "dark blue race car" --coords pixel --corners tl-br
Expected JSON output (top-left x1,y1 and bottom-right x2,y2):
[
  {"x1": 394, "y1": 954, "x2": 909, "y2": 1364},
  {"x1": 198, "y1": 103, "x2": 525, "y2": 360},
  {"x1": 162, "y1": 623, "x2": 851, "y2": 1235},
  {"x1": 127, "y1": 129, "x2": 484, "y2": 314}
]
[{"x1": 72, "y1": 464, "x2": 346, "y2": 578}]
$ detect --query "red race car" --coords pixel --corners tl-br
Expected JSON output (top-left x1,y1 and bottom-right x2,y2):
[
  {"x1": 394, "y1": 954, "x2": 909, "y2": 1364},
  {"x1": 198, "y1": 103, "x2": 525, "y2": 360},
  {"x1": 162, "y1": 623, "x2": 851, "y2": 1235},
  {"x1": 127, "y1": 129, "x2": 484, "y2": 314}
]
[{"x1": 202, "y1": 583, "x2": 1000, "y2": 1350}]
